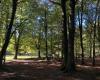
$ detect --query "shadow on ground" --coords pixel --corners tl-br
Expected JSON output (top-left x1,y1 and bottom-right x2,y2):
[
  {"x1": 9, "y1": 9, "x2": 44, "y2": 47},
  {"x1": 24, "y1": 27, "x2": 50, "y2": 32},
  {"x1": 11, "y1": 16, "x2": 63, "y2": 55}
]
[{"x1": 0, "y1": 59, "x2": 100, "y2": 80}]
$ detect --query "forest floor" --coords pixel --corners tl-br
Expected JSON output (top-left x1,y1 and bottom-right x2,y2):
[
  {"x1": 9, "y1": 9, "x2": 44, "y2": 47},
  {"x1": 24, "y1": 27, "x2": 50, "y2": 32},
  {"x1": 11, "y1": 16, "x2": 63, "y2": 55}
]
[{"x1": 0, "y1": 58, "x2": 100, "y2": 80}]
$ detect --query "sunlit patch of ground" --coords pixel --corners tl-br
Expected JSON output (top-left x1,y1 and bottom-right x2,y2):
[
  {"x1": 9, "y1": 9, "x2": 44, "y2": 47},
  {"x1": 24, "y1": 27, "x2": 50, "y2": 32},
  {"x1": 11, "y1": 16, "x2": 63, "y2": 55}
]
[
  {"x1": 5, "y1": 55, "x2": 34, "y2": 62},
  {"x1": 0, "y1": 59, "x2": 100, "y2": 80}
]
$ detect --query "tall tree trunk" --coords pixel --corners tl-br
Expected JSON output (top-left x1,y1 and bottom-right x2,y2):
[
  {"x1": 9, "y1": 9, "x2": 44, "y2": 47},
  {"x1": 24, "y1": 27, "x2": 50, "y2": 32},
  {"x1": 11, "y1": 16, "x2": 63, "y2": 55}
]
[
  {"x1": 92, "y1": 0, "x2": 99, "y2": 66},
  {"x1": 78, "y1": 0, "x2": 84, "y2": 64},
  {"x1": 93, "y1": 23, "x2": 96, "y2": 66},
  {"x1": 44, "y1": 7, "x2": 49, "y2": 60},
  {"x1": 65, "y1": 0, "x2": 76, "y2": 72},
  {"x1": 38, "y1": 32, "x2": 41, "y2": 58},
  {"x1": 80, "y1": 0, "x2": 84, "y2": 64},
  {"x1": 89, "y1": 33, "x2": 92, "y2": 58},
  {"x1": 50, "y1": 28, "x2": 53, "y2": 58},
  {"x1": 97, "y1": 16, "x2": 100, "y2": 53},
  {"x1": 14, "y1": 30, "x2": 21, "y2": 59},
  {"x1": 0, "y1": 0, "x2": 18, "y2": 65},
  {"x1": 60, "y1": 0, "x2": 68, "y2": 71}
]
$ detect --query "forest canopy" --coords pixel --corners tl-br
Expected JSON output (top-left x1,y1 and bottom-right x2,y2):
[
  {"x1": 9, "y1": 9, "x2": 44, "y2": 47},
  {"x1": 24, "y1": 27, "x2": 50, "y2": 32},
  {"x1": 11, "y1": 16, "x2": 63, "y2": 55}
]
[{"x1": 0, "y1": 0, "x2": 100, "y2": 73}]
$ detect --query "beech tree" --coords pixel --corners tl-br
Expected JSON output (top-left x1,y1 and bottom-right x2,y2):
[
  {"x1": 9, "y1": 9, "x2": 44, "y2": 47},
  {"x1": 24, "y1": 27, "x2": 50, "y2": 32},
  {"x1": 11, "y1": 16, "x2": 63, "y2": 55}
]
[{"x1": 0, "y1": 0, "x2": 18, "y2": 65}]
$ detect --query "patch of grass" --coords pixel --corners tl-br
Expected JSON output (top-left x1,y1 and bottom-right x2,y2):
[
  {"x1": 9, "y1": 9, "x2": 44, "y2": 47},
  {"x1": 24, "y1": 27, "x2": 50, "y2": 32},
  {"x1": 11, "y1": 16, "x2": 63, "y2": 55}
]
[
  {"x1": 5, "y1": 55, "x2": 34, "y2": 61},
  {"x1": 5, "y1": 55, "x2": 14, "y2": 61}
]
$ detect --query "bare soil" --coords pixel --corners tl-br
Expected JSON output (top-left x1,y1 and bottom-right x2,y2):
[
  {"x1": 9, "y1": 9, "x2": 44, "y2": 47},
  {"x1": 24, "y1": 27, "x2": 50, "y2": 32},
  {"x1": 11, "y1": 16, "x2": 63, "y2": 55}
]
[{"x1": 0, "y1": 58, "x2": 100, "y2": 80}]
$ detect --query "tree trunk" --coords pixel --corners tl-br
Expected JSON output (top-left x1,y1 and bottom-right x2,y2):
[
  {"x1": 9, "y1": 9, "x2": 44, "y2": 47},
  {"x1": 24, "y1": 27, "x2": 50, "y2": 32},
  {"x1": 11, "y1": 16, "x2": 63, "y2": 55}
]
[
  {"x1": 0, "y1": 0, "x2": 18, "y2": 65},
  {"x1": 89, "y1": 33, "x2": 92, "y2": 58},
  {"x1": 80, "y1": 0, "x2": 84, "y2": 65},
  {"x1": 14, "y1": 43, "x2": 19, "y2": 59},
  {"x1": 78, "y1": 0, "x2": 84, "y2": 64},
  {"x1": 60, "y1": 0, "x2": 68, "y2": 71},
  {"x1": 38, "y1": 32, "x2": 41, "y2": 59},
  {"x1": 65, "y1": 0, "x2": 76, "y2": 72},
  {"x1": 14, "y1": 30, "x2": 21, "y2": 59},
  {"x1": 50, "y1": 28, "x2": 53, "y2": 58},
  {"x1": 92, "y1": 0, "x2": 99, "y2": 66},
  {"x1": 93, "y1": 24, "x2": 96, "y2": 66},
  {"x1": 44, "y1": 7, "x2": 49, "y2": 60}
]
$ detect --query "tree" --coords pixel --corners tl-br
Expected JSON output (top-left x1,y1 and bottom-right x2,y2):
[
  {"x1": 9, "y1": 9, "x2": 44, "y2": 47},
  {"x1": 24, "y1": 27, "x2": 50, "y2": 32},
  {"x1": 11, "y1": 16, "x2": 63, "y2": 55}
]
[
  {"x1": 49, "y1": 0, "x2": 68, "y2": 71},
  {"x1": 14, "y1": 24, "x2": 24, "y2": 59},
  {"x1": 92, "y1": 0, "x2": 99, "y2": 66},
  {"x1": 49, "y1": 0, "x2": 77, "y2": 72},
  {"x1": 65, "y1": 0, "x2": 76, "y2": 72},
  {"x1": 0, "y1": 0, "x2": 18, "y2": 65},
  {"x1": 44, "y1": 5, "x2": 49, "y2": 60},
  {"x1": 78, "y1": 0, "x2": 84, "y2": 64}
]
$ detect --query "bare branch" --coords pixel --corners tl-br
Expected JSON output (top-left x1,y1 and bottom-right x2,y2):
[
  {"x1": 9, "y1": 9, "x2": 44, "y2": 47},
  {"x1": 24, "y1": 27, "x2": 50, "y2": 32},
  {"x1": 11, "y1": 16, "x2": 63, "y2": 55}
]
[{"x1": 49, "y1": 0, "x2": 61, "y2": 6}]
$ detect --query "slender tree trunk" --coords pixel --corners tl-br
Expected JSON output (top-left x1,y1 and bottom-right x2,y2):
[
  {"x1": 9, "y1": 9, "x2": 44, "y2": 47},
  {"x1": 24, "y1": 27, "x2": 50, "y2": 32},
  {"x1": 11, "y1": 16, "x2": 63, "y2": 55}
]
[
  {"x1": 89, "y1": 33, "x2": 92, "y2": 58},
  {"x1": 14, "y1": 31, "x2": 17, "y2": 59},
  {"x1": 14, "y1": 42, "x2": 19, "y2": 59},
  {"x1": 14, "y1": 30, "x2": 21, "y2": 59},
  {"x1": 93, "y1": 25, "x2": 96, "y2": 66},
  {"x1": 44, "y1": 7, "x2": 49, "y2": 60},
  {"x1": 50, "y1": 28, "x2": 53, "y2": 58},
  {"x1": 38, "y1": 47, "x2": 41, "y2": 58},
  {"x1": 75, "y1": 41, "x2": 78, "y2": 61},
  {"x1": 78, "y1": 0, "x2": 84, "y2": 64},
  {"x1": 97, "y1": 16, "x2": 100, "y2": 53},
  {"x1": 38, "y1": 32, "x2": 41, "y2": 58},
  {"x1": 14, "y1": 20, "x2": 26, "y2": 59},
  {"x1": 80, "y1": 0, "x2": 84, "y2": 64},
  {"x1": 0, "y1": 0, "x2": 18, "y2": 65},
  {"x1": 92, "y1": 0, "x2": 99, "y2": 66}
]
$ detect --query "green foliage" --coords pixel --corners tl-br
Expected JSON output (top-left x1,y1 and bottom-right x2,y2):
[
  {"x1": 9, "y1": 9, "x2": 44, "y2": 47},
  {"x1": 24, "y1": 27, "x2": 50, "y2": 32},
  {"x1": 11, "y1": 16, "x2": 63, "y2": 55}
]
[{"x1": 0, "y1": 0, "x2": 100, "y2": 57}]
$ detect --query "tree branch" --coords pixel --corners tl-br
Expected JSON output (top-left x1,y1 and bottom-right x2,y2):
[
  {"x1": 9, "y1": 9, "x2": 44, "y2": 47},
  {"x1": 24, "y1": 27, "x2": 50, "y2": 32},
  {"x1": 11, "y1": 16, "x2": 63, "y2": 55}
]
[
  {"x1": 17, "y1": 0, "x2": 26, "y2": 4},
  {"x1": 49, "y1": 0, "x2": 61, "y2": 6},
  {"x1": 10, "y1": 30, "x2": 16, "y2": 39}
]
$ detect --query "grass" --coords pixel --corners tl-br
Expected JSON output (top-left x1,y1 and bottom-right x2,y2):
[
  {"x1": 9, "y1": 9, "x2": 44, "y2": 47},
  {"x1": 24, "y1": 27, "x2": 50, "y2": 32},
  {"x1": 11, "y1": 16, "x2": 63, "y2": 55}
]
[{"x1": 5, "y1": 55, "x2": 34, "y2": 61}]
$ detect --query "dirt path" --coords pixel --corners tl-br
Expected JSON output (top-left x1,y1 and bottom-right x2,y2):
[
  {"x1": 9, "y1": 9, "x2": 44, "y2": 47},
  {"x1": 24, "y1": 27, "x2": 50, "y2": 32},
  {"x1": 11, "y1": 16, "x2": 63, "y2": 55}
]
[{"x1": 0, "y1": 60, "x2": 100, "y2": 80}]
